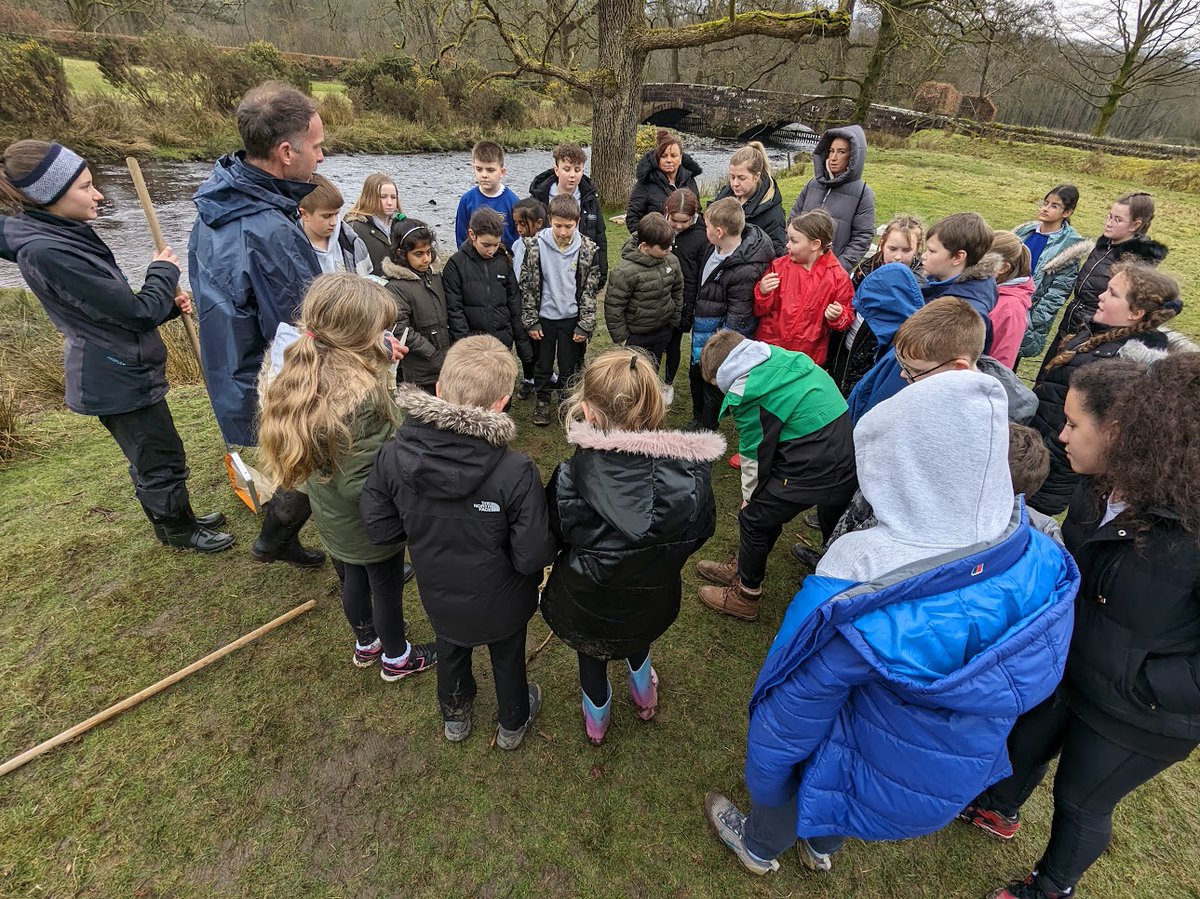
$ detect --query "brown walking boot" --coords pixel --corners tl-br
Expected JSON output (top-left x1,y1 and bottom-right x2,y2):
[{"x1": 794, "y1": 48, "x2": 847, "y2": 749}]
[
  {"x1": 696, "y1": 558, "x2": 738, "y2": 587},
  {"x1": 698, "y1": 581, "x2": 763, "y2": 621}
]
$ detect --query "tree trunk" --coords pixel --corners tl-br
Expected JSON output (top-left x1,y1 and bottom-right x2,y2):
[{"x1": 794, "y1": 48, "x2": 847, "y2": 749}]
[
  {"x1": 1092, "y1": 53, "x2": 1139, "y2": 136},
  {"x1": 853, "y1": 3, "x2": 896, "y2": 122},
  {"x1": 590, "y1": 0, "x2": 648, "y2": 206}
]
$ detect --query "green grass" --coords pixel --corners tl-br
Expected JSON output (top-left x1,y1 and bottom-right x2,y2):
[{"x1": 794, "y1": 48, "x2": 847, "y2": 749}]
[
  {"x1": 4, "y1": 140, "x2": 1200, "y2": 898},
  {"x1": 61, "y1": 57, "x2": 118, "y2": 97}
]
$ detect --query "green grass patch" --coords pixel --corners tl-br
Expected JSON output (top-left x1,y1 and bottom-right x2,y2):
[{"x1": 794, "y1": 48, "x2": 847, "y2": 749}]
[{"x1": 3, "y1": 137, "x2": 1200, "y2": 899}]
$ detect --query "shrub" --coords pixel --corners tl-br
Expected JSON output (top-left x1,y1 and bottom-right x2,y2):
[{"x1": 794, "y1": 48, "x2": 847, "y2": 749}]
[
  {"x1": 343, "y1": 53, "x2": 420, "y2": 112},
  {"x1": 319, "y1": 91, "x2": 354, "y2": 128},
  {"x1": 0, "y1": 39, "x2": 69, "y2": 123},
  {"x1": 418, "y1": 78, "x2": 451, "y2": 126},
  {"x1": 435, "y1": 59, "x2": 490, "y2": 110},
  {"x1": 96, "y1": 38, "x2": 155, "y2": 109}
]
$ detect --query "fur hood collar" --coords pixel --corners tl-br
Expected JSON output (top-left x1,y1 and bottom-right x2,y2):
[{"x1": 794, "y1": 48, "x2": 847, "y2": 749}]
[
  {"x1": 567, "y1": 420, "x2": 726, "y2": 462},
  {"x1": 1118, "y1": 328, "x2": 1200, "y2": 366},
  {"x1": 382, "y1": 256, "x2": 443, "y2": 280},
  {"x1": 397, "y1": 386, "x2": 516, "y2": 446},
  {"x1": 957, "y1": 252, "x2": 1004, "y2": 282},
  {"x1": 1040, "y1": 239, "x2": 1094, "y2": 273}
]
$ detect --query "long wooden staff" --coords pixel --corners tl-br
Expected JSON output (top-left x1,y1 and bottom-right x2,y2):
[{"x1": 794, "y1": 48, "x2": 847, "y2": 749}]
[{"x1": 0, "y1": 600, "x2": 316, "y2": 778}]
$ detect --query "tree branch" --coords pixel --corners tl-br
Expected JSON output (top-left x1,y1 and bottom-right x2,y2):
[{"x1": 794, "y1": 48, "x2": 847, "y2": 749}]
[{"x1": 635, "y1": 7, "x2": 850, "y2": 52}]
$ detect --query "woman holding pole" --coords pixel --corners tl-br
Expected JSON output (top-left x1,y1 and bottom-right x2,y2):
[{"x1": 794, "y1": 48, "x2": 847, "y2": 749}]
[{"x1": 0, "y1": 140, "x2": 233, "y2": 552}]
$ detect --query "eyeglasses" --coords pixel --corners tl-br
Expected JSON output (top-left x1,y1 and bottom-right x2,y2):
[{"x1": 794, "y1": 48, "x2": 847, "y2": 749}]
[{"x1": 898, "y1": 358, "x2": 953, "y2": 382}]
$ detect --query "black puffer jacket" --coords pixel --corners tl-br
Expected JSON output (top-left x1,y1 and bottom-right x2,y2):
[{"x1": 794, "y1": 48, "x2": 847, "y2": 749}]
[
  {"x1": 625, "y1": 148, "x2": 702, "y2": 233},
  {"x1": 1062, "y1": 482, "x2": 1200, "y2": 756},
  {"x1": 690, "y1": 224, "x2": 775, "y2": 355},
  {"x1": 360, "y1": 388, "x2": 556, "y2": 647},
  {"x1": 443, "y1": 242, "x2": 528, "y2": 354},
  {"x1": 672, "y1": 217, "x2": 711, "y2": 333},
  {"x1": 711, "y1": 175, "x2": 788, "y2": 256},
  {"x1": 1054, "y1": 234, "x2": 1169, "y2": 341},
  {"x1": 344, "y1": 213, "x2": 391, "y2": 277},
  {"x1": 541, "y1": 422, "x2": 723, "y2": 659},
  {"x1": 1029, "y1": 325, "x2": 1176, "y2": 515},
  {"x1": 529, "y1": 169, "x2": 608, "y2": 288},
  {"x1": 0, "y1": 209, "x2": 181, "y2": 416},
  {"x1": 383, "y1": 257, "x2": 449, "y2": 387}
]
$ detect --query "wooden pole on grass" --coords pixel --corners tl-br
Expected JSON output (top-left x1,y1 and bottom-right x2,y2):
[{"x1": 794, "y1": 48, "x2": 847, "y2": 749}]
[{"x1": 0, "y1": 600, "x2": 316, "y2": 778}]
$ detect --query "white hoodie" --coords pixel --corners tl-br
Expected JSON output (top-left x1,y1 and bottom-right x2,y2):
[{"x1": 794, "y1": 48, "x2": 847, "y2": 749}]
[{"x1": 818, "y1": 370, "x2": 1013, "y2": 583}]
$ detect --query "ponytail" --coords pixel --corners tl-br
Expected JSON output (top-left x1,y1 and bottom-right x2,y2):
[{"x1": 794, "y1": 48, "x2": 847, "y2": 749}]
[
  {"x1": 564, "y1": 346, "x2": 666, "y2": 432},
  {"x1": 729, "y1": 141, "x2": 770, "y2": 183}
]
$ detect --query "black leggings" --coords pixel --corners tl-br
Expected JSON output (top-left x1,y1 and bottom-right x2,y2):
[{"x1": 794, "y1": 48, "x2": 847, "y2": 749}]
[
  {"x1": 337, "y1": 554, "x2": 408, "y2": 657},
  {"x1": 663, "y1": 327, "x2": 684, "y2": 384},
  {"x1": 578, "y1": 647, "x2": 650, "y2": 706},
  {"x1": 975, "y1": 690, "x2": 1185, "y2": 891}
]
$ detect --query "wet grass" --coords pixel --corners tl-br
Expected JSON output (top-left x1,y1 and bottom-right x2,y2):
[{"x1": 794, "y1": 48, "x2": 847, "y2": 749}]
[{"x1": 3, "y1": 140, "x2": 1200, "y2": 897}]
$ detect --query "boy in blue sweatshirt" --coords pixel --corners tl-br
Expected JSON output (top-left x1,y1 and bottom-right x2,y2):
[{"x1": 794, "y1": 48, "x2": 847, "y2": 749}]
[{"x1": 455, "y1": 141, "x2": 520, "y2": 249}]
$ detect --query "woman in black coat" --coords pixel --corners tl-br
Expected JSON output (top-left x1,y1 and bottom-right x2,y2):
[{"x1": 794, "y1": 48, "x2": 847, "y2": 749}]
[
  {"x1": 541, "y1": 349, "x2": 722, "y2": 745},
  {"x1": 0, "y1": 140, "x2": 231, "y2": 551},
  {"x1": 1029, "y1": 261, "x2": 1187, "y2": 516},
  {"x1": 625, "y1": 130, "x2": 702, "y2": 234},
  {"x1": 1048, "y1": 191, "x2": 1167, "y2": 353},
  {"x1": 663, "y1": 189, "x2": 710, "y2": 400},
  {"x1": 969, "y1": 352, "x2": 1200, "y2": 899}
]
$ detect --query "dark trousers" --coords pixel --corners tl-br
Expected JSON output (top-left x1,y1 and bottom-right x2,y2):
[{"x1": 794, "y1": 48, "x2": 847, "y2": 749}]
[
  {"x1": 664, "y1": 327, "x2": 684, "y2": 384},
  {"x1": 577, "y1": 646, "x2": 650, "y2": 706},
  {"x1": 98, "y1": 399, "x2": 190, "y2": 520},
  {"x1": 436, "y1": 626, "x2": 529, "y2": 730},
  {"x1": 627, "y1": 327, "x2": 673, "y2": 370},
  {"x1": 534, "y1": 316, "x2": 582, "y2": 402},
  {"x1": 744, "y1": 799, "x2": 844, "y2": 861},
  {"x1": 338, "y1": 554, "x2": 408, "y2": 658},
  {"x1": 688, "y1": 362, "x2": 723, "y2": 429},
  {"x1": 738, "y1": 484, "x2": 850, "y2": 589},
  {"x1": 516, "y1": 336, "x2": 535, "y2": 381},
  {"x1": 975, "y1": 691, "x2": 1181, "y2": 891}
]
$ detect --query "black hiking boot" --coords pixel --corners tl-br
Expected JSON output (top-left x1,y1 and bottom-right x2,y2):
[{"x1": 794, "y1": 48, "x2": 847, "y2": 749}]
[
  {"x1": 156, "y1": 515, "x2": 236, "y2": 553},
  {"x1": 251, "y1": 490, "x2": 325, "y2": 568}
]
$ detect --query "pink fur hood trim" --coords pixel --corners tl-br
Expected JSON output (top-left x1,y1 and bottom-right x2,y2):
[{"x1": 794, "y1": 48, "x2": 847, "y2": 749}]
[{"x1": 567, "y1": 420, "x2": 726, "y2": 462}]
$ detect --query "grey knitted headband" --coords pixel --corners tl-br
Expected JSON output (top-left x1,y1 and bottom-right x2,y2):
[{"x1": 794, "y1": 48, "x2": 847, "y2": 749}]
[{"x1": 7, "y1": 143, "x2": 87, "y2": 206}]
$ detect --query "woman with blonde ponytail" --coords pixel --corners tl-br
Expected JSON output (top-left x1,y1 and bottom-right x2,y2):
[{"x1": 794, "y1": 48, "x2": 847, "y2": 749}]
[
  {"x1": 1029, "y1": 261, "x2": 1192, "y2": 515},
  {"x1": 711, "y1": 141, "x2": 787, "y2": 255},
  {"x1": 259, "y1": 273, "x2": 437, "y2": 682},
  {"x1": 0, "y1": 140, "x2": 233, "y2": 552}
]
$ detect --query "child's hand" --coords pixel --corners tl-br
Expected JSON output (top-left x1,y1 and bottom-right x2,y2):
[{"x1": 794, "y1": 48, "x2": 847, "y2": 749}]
[
  {"x1": 572, "y1": 333, "x2": 587, "y2": 344},
  {"x1": 824, "y1": 302, "x2": 843, "y2": 322},
  {"x1": 759, "y1": 272, "x2": 780, "y2": 294},
  {"x1": 528, "y1": 329, "x2": 543, "y2": 341},
  {"x1": 154, "y1": 245, "x2": 180, "y2": 268},
  {"x1": 174, "y1": 292, "x2": 193, "y2": 314}
]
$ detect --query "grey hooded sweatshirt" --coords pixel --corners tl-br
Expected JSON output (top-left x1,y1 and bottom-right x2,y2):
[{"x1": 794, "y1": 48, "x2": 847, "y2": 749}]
[
  {"x1": 535, "y1": 226, "x2": 582, "y2": 320},
  {"x1": 790, "y1": 125, "x2": 877, "y2": 273},
  {"x1": 818, "y1": 370, "x2": 1013, "y2": 583}
]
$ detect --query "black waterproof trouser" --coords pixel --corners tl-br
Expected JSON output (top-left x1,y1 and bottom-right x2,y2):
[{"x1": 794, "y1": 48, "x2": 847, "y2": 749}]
[
  {"x1": 534, "y1": 316, "x2": 581, "y2": 402},
  {"x1": 737, "y1": 482, "x2": 850, "y2": 590},
  {"x1": 688, "y1": 362, "x2": 723, "y2": 430},
  {"x1": 975, "y1": 690, "x2": 1188, "y2": 891},
  {"x1": 98, "y1": 399, "x2": 190, "y2": 520},
  {"x1": 436, "y1": 626, "x2": 530, "y2": 730}
]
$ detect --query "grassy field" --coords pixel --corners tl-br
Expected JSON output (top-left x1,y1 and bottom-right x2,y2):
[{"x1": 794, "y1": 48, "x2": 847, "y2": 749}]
[{"x1": 3, "y1": 137, "x2": 1200, "y2": 898}]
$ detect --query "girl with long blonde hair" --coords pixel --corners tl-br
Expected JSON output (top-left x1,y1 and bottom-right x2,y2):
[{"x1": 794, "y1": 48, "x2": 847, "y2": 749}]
[
  {"x1": 260, "y1": 273, "x2": 437, "y2": 681},
  {"x1": 540, "y1": 348, "x2": 724, "y2": 744},
  {"x1": 344, "y1": 172, "x2": 401, "y2": 276}
]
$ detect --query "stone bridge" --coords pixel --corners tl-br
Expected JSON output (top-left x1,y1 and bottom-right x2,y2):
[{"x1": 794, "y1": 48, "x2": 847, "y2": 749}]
[{"x1": 640, "y1": 83, "x2": 827, "y2": 143}]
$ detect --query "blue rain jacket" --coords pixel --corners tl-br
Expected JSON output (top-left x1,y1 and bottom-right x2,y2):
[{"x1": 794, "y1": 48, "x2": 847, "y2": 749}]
[{"x1": 846, "y1": 263, "x2": 924, "y2": 422}]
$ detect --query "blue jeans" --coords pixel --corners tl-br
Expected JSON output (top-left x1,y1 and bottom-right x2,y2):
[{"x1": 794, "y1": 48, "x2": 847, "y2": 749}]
[{"x1": 743, "y1": 799, "x2": 844, "y2": 861}]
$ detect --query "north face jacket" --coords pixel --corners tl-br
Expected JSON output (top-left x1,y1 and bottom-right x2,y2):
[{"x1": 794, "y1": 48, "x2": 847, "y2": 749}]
[
  {"x1": 360, "y1": 387, "x2": 556, "y2": 647},
  {"x1": 541, "y1": 422, "x2": 722, "y2": 660},
  {"x1": 443, "y1": 241, "x2": 527, "y2": 352},
  {"x1": 188, "y1": 152, "x2": 321, "y2": 446}
]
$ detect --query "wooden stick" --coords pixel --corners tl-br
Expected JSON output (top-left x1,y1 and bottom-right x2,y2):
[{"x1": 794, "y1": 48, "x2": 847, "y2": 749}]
[
  {"x1": 526, "y1": 630, "x2": 555, "y2": 665},
  {"x1": 0, "y1": 600, "x2": 316, "y2": 778}
]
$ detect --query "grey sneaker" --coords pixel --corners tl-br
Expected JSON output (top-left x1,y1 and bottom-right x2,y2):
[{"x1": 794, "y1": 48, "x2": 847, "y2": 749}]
[
  {"x1": 532, "y1": 401, "x2": 551, "y2": 427},
  {"x1": 704, "y1": 792, "x2": 780, "y2": 875},
  {"x1": 496, "y1": 684, "x2": 541, "y2": 750},
  {"x1": 444, "y1": 699, "x2": 473, "y2": 743},
  {"x1": 797, "y1": 837, "x2": 833, "y2": 871}
]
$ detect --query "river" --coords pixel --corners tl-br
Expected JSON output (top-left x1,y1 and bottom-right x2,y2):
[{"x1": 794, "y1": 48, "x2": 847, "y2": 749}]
[{"x1": 0, "y1": 141, "x2": 805, "y2": 290}]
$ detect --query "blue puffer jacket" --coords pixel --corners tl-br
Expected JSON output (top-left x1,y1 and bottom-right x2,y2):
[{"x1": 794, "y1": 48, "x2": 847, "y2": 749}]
[
  {"x1": 746, "y1": 504, "x2": 1078, "y2": 841},
  {"x1": 846, "y1": 263, "x2": 923, "y2": 422},
  {"x1": 188, "y1": 153, "x2": 321, "y2": 446}
]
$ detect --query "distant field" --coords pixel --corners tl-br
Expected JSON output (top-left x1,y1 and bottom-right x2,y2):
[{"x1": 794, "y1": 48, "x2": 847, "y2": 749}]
[{"x1": 62, "y1": 55, "x2": 347, "y2": 99}]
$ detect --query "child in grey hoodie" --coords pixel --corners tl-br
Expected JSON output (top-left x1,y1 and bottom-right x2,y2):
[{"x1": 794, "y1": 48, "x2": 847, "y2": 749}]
[{"x1": 519, "y1": 194, "x2": 603, "y2": 426}]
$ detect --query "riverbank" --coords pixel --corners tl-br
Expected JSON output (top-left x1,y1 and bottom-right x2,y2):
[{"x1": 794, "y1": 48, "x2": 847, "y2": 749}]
[{"x1": 0, "y1": 56, "x2": 592, "y2": 162}]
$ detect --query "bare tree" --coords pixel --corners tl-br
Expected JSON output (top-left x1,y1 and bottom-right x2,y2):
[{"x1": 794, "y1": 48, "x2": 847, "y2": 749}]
[
  {"x1": 1058, "y1": 0, "x2": 1200, "y2": 136},
  {"x1": 472, "y1": 0, "x2": 850, "y2": 203}
]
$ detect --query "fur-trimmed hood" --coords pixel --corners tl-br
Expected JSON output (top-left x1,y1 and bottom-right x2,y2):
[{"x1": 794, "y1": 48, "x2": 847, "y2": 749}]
[
  {"x1": 1118, "y1": 328, "x2": 1200, "y2": 367},
  {"x1": 397, "y1": 385, "x2": 515, "y2": 446},
  {"x1": 567, "y1": 419, "x2": 726, "y2": 461},
  {"x1": 959, "y1": 252, "x2": 1004, "y2": 282},
  {"x1": 1039, "y1": 238, "x2": 1094, "y2": 274},
  {"x1": 382, "y1": 255, "x2": 444, "y2": 280}
]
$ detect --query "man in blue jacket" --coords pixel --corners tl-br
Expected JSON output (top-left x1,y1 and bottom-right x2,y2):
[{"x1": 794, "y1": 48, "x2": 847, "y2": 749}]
[
  {"x1": 705, "y1": 371, "x2": 1078, "y2": 875},
  {"x1": 189, "y1": 81, "x2": 326, "y2": 567}
]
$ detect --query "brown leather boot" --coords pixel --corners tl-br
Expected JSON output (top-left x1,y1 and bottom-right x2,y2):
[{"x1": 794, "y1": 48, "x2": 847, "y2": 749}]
[
  {"x1": 696, "y1": 558, "x2": 738, "y2": 587},
  {"x1": 698, "y1": 581, "x2": 763, "y2": 621}
]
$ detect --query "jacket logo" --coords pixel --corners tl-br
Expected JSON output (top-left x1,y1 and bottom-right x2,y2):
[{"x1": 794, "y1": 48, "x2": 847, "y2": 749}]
[
  {"x1": 971, "y1": 563, "x2": 984, "y2": 576},
  {"x1": 474, "y1": 501, "x2": 501, "y2": 513},
  {"x1": 666, "y1": 266, "x2": 673, "y2": 273}
]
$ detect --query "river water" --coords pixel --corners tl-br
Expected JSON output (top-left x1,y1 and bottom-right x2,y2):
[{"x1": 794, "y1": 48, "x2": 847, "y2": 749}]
[{"x1": 0, "y1": 140, "x2": 803, "y2": 290}]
